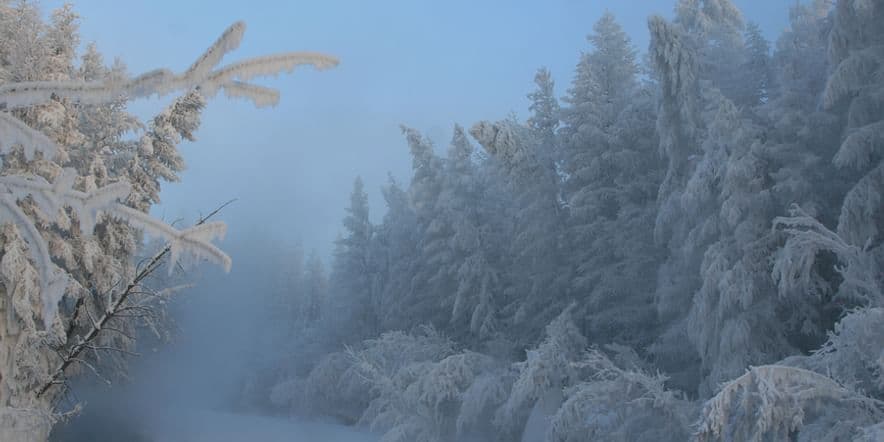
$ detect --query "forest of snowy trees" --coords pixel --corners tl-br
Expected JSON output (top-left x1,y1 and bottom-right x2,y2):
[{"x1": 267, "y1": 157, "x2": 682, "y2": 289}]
[
  {"x1": 254, "y1": 0, "x2": 884, "y2": 441},
  {"x1": 2, "y1": 0, "x2": 884, "y2": 441}
]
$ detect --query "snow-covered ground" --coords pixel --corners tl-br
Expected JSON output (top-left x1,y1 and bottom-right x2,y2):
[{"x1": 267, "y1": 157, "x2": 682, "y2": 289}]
[
  {"x1": 151, "y1": 410, "x2": 376, "y2": 442},
  {"x1": 53, "y1": 407, "x2": 376, "y2": 442}
]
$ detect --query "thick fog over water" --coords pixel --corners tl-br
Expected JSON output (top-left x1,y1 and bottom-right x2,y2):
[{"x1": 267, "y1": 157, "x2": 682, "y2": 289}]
[
  {"x1": 50, "y1": 237, "x2": 352, "y2": 441},
  {"x1": 2, "y1": 1, "x2": 884, "y2": 441}
]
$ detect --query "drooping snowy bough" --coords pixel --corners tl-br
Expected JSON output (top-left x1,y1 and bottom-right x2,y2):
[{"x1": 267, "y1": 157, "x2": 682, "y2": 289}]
[{"x1": 0, "y1": 4, "x2": 336, "y2": 440}]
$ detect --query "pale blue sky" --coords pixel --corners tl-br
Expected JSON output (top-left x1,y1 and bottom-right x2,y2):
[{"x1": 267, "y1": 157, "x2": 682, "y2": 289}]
[{"x1": 44, "y1": 0, "x2": 794, "y2": 258}]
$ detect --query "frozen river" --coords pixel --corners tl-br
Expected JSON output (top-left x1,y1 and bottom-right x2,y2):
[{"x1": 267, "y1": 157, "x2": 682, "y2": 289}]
[
  {"x1": 54, "y1": 408, "x2": 376, "y2": 442},
  {"x1": 150, "y1": 410, "x2": 376, "y2": 442}
]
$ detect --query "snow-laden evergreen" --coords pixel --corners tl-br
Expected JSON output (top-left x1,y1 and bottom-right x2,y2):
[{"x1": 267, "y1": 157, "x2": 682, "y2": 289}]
[{"x1": 0, "y1": 3, "x2": 337, "y2": 439}]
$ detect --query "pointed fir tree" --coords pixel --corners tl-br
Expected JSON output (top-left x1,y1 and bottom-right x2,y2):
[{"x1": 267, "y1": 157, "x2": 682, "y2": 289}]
[
  {"x1": 399, "y1": 126, "x2": 452, "y2": 329},
  {"x1": 557, "y1": 12, "x2": 662, "y2": 348},
  {"x1": 526, "y1": 67, "x2": 560, "y2": 152},
  {"x1": 440, "y1": 125, "x2": 503, "y2": 343},
  {"x1": 371, "y1": 173, "x2": 421, "y2": 331},
  {"x1": 329, "y1": 177, "x2": 376, "y2": 342},
  {"x1": 673, "y1": 0, "x2": 747, "y2": 104},
  {"x1": 740, "y1": 22, "x2": 773, "y2": 107},
  {"x1": 470, "y1": 118, "x2": 565, "y2": 344}
]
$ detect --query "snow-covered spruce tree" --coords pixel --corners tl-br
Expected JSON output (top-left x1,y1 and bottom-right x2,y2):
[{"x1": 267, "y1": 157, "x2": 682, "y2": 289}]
[
  {"x1": 560, "y1": 11, "x2": 638, "y2": 292},
  {"x1": 442, "y1": 125, "x2": 505, "y2": 344},
  {"x1": 527, "y1": 67, "x2": 567, "y2": 218},
  {"x1": 494, "y1": 305, "x2": 587, "y2": 440},
  {"x1": 560, "y1": 11, "x2": 638, "y2": 147},
  {"x1": 558, "y1": 11, "x2": 662, "y2": 350},
  {"x1": 328, "y1": 177, "x2": 378, "y2": 343},
  {"x1": 825, "y1": 0, "x2": 884, "y2": 254},
  {"x1": 648, "y1": 0, "x2": 753, "y2": 332},
  {"x1": 824, "y1": 0, "x2": 884, "y2": 315},
  {"x1": 772, "y1": 206, "x2": 883, "y2": 379},
  {"x1": 740, "y1": 22, "x2": 773, "y2": 108},
  {"x1": 756, "y1": 0, "x2": 848, "y2": 354},
  {"x1": 362, "y1": 352, "x2": 500, "y2": 441},
  {"x1": 682, "y1": 88, "x2": 793, "y2": 396},
  {"x1": 762, "y1": 0, "x2": 844, "y2": 223},
  {"x1": 341, "y1": 324, "x2": 519, "y2": 442},
  {"x1": 399, "y1": 126, "x2": 453, "y2": 330},
  {"x1": 673, "y1": 0, "x2": 747, "y2": 106},
  {"x1": 545, "y1": 349, "x2": 695, "y2": 442},
  {"x1": 647, "y1": 0, "x2": 804, "y2": 396},
  {"x1": 645, "y1": 12, "x2": 707, "y2": 393},
  {"x1": 470, "y1": 118, "x2": 566, "y2": 346},
  {"x1": 0, "y1": 3, "x2": 337, "y2": 438},
  {"x1": 490, "y1": 305, "x2": 696, "y2": 442},
  {"x1": 695, "y1": 364, "x2": 884, "y2": 442},
  {"x1": 391, "y1": 125, "x2": 506, "y2": 344},
  {"x1": 526, "y1": 67, "x2": 560, "y2": 160},
  {"x1": 346, "y1": 326, "x2": 457, "y2": 439},
  {"x1": 371, "y1": 174, "x2": 421, "y2": 332}
]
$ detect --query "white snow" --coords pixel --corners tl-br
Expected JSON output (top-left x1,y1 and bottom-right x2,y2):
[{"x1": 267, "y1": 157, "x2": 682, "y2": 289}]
[{"x1": 150, "y1": 409, "x2": 376, "y2": 442}]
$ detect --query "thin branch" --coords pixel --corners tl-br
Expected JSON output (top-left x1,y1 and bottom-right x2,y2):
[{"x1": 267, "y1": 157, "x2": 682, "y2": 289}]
[
  {"x1": 84, "y1": 345, "x2": 141, "y2": 357},
  {"x1": 99, "y1": 326, "x2": 135, "y2": 341},
  {"x1": 37, "y1": 200, "x2": 234, "y2": 398}
]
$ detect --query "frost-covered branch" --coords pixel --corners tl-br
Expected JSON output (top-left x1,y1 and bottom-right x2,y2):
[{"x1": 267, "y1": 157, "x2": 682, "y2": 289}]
[
  {"x1": 0, "y1": 21, "x2": 337, "y2": 111},
  {"x1": 695, "y1": 365, "x2": 884, "y2": 441},
  {"x1": 36, "y1": 200, "x2": 233, "y2": 399},
  {"x1": 0, "y1": 20, "x2": 337, "y2": 329},
  {"x1": 772, "y1": 204, "x2": 882, "y2": 306}
]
